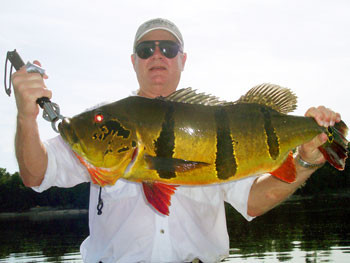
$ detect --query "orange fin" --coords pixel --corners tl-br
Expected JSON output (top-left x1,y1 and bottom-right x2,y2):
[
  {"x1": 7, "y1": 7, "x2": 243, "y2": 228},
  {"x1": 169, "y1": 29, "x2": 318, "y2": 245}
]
[
  {"x1": 270, "y1": 151, "x2": 296, "y2": 183},
  {"x1": 74, "y1": 153, "x2": 117, "y2": 186},
  {"x1": 142, "y1": 182, "x2": 177, "y2": 216}
]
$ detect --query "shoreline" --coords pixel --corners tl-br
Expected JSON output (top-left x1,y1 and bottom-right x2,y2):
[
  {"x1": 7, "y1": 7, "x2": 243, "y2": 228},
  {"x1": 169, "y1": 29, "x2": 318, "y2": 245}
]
[
  {"x1": 0, "y1": 207, "x2": 88, "y2": 220},
  {"x1": 1, "y1": 190, "x2": 349, "y2": 220}
]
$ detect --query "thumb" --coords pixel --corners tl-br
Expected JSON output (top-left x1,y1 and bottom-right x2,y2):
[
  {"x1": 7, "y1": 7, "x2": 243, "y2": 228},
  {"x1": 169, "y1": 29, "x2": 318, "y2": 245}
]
[
  {"x1": 32, "y1": 60, "x2": 49, "y2": 79},
  {"x1": 298, "y1": 133, "x2": 328, "y2": 164},
  {"x1": 309, "y1": 133, "x2": 328, "y2": 149}
]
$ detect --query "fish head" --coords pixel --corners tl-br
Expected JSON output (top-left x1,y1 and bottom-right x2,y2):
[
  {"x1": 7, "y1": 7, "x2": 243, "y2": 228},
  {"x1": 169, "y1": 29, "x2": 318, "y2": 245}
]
[{"x1": 58, "y1": 105, "x2": 137, "y2": 171}]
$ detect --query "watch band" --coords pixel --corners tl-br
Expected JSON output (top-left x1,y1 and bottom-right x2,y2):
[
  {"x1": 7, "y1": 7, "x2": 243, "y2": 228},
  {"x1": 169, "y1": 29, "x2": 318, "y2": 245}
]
[{"x1": 296, "y1": 154, "x2": 324, "y2": 169}]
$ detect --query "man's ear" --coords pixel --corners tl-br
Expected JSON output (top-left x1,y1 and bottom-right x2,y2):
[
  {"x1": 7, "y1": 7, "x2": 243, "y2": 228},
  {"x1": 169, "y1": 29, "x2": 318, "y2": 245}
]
[
  {"x1": 181, "y1": 52, "x2": 187, "y2": 71},
  {"x1": 131, "y1": 54, "x2": 137, "y2": 70}
]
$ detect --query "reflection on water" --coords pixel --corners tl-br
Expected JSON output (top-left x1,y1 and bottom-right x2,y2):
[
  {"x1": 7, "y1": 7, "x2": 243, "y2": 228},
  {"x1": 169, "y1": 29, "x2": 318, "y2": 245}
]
[
  {"x1": 225, "y1": 192, "x2": 350, "y2": 262},
  {"x1": 0, "y1": 193, "x2": 349, "y2": 262},
  {"x1": 0, "y1": 252, "x2": 83, "y2": 263},
  {"x1": 228, "y1": 246, "x2": 350, "y2": 262},
  {"x1": 0, "y1": 210, "x2": 88, "y2": 263}
]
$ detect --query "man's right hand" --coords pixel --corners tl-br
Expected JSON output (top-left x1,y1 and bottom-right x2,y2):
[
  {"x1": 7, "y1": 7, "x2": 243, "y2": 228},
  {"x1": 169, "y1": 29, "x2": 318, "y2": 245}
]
[
  {"x1": 12, "y1": 60, "x2": 50, "y2": 187},
  {"x1": 12, "y1": 60, "x2": 51, "y2": 122}
]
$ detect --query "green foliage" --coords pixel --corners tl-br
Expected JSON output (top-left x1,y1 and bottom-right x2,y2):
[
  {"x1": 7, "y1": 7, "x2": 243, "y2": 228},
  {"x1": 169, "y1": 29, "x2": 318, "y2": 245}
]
[
  {"x1": 296, "y1": 152, "x2": 350, "y2": 195},
  {"x1": 0, "y1": 168, "x2": 89, "y2": 212}
]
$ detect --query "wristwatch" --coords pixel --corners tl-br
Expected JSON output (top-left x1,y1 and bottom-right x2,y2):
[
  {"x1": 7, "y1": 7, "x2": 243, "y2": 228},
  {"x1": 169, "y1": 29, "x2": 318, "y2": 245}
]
[{"x1": 295, "y1": 154, "x2": 324, "y2": 169}]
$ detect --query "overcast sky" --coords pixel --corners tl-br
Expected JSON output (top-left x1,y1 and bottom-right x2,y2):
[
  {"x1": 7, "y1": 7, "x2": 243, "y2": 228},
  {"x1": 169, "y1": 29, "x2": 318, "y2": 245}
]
[{"x1": 1, "y1": 0, "x2": 349, "y2": 173}]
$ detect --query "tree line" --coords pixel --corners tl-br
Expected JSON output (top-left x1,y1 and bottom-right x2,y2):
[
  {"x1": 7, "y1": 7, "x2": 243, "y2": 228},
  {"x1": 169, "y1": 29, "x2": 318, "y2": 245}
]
[
  {"x1": 0, "y1": 154, "x2": 350, "y2": 213},
  {"x1": 0, "y1": 168, "x2": 89, "y2": 212}
]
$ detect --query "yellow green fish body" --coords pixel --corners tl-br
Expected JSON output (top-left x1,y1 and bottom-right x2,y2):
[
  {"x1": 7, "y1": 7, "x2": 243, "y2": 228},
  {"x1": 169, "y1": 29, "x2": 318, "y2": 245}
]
[
  {"x1": 123, "y1": 100, "x2": 319, "y2": 184},
  {"x1": 58, "y1": 84, "x2": 348, "y2": 215}
]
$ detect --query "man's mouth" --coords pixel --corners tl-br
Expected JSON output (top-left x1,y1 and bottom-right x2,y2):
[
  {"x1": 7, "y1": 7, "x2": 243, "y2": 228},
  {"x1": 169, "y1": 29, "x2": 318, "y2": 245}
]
[{"x1": 149, "y1": 66, "x2": 167, "y2": 71}]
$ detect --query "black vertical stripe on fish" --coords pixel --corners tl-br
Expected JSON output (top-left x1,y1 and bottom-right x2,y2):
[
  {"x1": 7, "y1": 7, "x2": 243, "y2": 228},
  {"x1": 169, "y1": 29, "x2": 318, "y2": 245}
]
[
  {"x1": 260, "y1": 107, "x2": 280, "y2": 160},
  {"x1": 214, "y1": 108, "x2": 237, "y2": 180},
  {"x1": 153, "y1": 104, "x2": 176, "y2": 179}
]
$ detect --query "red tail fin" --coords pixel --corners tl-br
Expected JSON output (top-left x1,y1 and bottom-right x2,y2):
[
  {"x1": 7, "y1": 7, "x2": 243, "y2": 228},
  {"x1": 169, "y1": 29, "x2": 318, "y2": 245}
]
[{"x1": 319, "y1": 121, "x2": 349, "y2": 170}]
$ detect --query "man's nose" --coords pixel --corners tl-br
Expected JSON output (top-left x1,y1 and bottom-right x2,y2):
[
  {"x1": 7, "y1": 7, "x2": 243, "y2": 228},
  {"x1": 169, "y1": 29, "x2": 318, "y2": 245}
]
[{"x1": 152, "y1": 45, "x2": 163, "y2": 59}]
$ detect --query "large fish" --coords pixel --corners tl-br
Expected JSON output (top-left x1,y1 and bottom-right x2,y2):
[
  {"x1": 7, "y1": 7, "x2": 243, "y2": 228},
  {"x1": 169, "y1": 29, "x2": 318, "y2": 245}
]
[{"x1": 58, "y1": 84, "x2": 349, "y2": 215}]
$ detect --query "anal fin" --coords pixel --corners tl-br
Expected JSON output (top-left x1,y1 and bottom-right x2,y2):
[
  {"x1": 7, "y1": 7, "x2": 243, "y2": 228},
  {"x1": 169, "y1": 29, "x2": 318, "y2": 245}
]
[
  {"x1": 270, "y1": 151, "x2": 296, "y2": 183},
  {"x1": 142, "y1": 182, "x2": 177, "y2": 216}
]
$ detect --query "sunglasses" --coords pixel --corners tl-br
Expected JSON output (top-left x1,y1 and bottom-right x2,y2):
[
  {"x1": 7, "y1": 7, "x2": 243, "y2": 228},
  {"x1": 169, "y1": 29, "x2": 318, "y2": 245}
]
[{"x1": 135, "y1": 40, "x2": 183, "y2": 59}]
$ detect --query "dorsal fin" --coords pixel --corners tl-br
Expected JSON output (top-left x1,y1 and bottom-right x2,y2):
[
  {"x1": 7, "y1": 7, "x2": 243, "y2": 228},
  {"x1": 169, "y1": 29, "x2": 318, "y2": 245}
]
[
  {"x1": 162, "y1": 87, "x2": 227, "y2": 106},
  {"x1": 235, "y1": 83, "x2": 297, "y2": 114}
]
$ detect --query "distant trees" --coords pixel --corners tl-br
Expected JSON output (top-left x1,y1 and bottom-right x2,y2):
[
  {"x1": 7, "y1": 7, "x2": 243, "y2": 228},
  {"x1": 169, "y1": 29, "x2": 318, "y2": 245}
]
[
  {"x1": 296, "y1": 160, "x2": 350, "y2": 195},
  {"x1": 0, "y1": 168, "x2": 89, "y2": 213}
]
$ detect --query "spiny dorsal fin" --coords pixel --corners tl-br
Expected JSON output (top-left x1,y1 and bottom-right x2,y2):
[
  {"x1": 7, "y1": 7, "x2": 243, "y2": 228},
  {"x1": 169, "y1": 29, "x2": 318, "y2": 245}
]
[
  {"x1": 163, "y1": 87, "x2": 227, "y2": 106},
  {"x1": 235, "y1": 83, "x2": 297, "y2": 114}
]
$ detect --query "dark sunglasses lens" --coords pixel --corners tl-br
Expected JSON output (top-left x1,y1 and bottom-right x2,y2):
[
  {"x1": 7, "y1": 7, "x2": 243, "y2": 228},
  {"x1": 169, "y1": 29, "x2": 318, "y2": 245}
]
[
  {"x1": 136, "y1": 41, "x2": 181, "y2": 59},
  {"x1": 136, "y1": 43, "x2": 155, "y2": 59},
  {"x1": 160, "y1": 42, "x2": 180, "y2": 58}
]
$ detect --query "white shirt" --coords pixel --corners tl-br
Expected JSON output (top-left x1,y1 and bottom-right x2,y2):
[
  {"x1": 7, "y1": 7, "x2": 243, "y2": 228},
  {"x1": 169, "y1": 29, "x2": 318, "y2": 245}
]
[{"x1": 33, "y1": 136, "x2": 256, "y2": 263}]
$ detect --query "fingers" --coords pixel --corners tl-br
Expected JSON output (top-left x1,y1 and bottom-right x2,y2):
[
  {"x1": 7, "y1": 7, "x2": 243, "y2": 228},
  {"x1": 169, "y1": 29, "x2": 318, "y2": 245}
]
[
  {"x1": 12, "y1": 71, "x2": 48, "y2": 95},
  {"x1": 297, "y1": 133, "x2": 327, "y2": 165},
  {"x1": 33, "y1": 60, "x2": 49, "y2": 79},
  {"x1": 33, "y1": 60, "x2": 41, "y2": 67},
  {"x1": 11, "y1": 61, "x2": 51, "y2": 120},
  {"x1": 305, "y1": 106, "x2": 341, "y2": 127},
  {"x1": 303, "y1": 133, "x2": 328, "y2": 151},
  {"x1": 297, "y1": 105, "x2": 341, "y2": 166},
  {"x1": 12, "y1": 60, "x2": 49, "y2": 96},
  {"x1": 17, "y1": 82, "x2": 52, "y2": 100}
]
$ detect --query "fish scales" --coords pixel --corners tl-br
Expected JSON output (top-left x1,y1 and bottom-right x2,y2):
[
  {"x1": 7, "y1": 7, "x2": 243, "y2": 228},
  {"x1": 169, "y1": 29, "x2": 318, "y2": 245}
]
[
  {"x1": 75, "y1": 97, "x2": 320, "y2": 184},
  {"x1": 126, "y1": 99, "x2": 220, "y2": 184},
  {"x1": 58, "y1": 84, "x2": 349, "y2": 215}
]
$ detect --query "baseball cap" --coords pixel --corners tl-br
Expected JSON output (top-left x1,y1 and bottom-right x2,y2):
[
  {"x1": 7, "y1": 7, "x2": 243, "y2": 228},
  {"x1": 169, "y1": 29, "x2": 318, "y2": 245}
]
[{"x1": 133, "y1": 18, "x2": 184, "y2": 53}]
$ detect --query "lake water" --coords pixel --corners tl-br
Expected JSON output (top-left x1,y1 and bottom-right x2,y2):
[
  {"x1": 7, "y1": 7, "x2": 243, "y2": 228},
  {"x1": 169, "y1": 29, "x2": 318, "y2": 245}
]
[{"x1": 0, "y1": 193, "x2": 349, "y2": 262}]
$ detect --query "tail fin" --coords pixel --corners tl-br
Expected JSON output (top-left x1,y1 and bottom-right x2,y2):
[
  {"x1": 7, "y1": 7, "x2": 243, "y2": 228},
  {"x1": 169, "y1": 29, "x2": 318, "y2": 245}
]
[{"x1": 319, "y1": 120, "x2": 349, "y2": 170}]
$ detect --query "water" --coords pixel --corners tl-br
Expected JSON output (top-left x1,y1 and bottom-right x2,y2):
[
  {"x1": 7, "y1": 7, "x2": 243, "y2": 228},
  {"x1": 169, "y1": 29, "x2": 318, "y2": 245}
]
[
  {"x1": 0, "y1": 210, "x2": 88, "y2": 263},
  {"x1": 0, "y1": 193, "x2": 349, "y2": 262}
]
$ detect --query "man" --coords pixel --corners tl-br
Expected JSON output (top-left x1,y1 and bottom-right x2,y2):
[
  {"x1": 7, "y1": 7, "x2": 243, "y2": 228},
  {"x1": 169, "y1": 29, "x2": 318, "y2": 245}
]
[{"x1": 12, "y1": 18, "x2": 341, "y2": 263}]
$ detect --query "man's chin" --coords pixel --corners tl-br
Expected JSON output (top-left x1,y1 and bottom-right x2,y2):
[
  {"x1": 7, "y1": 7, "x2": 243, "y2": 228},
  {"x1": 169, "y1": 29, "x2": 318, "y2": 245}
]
[{"x1": 146, "y1": 85, "x2": 176, "y2": 98}]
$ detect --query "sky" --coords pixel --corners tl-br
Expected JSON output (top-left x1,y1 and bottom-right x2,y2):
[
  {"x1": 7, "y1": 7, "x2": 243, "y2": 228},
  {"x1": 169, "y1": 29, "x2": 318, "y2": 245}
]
[{"x1": 1, "y1": 0, "x2": 349, "y2": 174}]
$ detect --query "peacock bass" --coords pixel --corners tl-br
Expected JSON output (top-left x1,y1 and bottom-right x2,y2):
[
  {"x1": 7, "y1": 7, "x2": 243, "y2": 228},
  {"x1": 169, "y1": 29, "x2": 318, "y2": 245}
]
[{"x1": 58, "y1": 84, "x2": 349, "y2": 215}]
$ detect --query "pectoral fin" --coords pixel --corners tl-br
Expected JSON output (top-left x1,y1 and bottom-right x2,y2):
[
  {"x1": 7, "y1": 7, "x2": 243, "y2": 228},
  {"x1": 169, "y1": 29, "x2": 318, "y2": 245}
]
[
  {"x1": 142, "y1": 182, "x2": 177, "y2": 216},
  {"x1": 74, "y1": 152, "x2": 119, "y2": 186},
  {"x1": 270, "y1": 151, "x2": 296, "y2": 183},
  {"x1": 144, "y1": 155, "x2": 209, "y2": 172}
]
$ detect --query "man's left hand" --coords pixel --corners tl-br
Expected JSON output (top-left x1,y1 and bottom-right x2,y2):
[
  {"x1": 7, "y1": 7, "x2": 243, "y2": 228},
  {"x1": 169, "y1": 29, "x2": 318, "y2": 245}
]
[{"x1": 297, "y1": 106, "x2": 341, "y2": 166}]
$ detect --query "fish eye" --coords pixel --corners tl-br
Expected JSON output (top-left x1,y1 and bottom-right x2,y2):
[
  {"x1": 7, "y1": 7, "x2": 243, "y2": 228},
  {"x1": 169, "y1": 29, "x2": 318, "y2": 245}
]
[{"x1": 94, "y1": 113, "x2": 104, "y2": 123}]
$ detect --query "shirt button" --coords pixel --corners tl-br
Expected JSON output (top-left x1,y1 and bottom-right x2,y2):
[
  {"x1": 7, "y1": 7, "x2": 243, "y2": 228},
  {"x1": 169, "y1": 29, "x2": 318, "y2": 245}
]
[{"x1": 160, "y1": 229, "x2": 165, "y2": 234}]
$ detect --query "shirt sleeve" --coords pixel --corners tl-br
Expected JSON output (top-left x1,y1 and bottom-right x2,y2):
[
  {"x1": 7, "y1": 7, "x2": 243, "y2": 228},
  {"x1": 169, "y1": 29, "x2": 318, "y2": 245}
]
[
  {"x1": 32, "y1": 135, "x2": 90, "y2": 193},
  {"x1": 221, "y1": 176, "x2": 258, "y2": 221}
]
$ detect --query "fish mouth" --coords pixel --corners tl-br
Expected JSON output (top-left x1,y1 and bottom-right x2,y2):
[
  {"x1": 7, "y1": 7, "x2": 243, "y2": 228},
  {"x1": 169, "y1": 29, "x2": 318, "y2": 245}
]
[{"x1": 58, "y1": 118, "x2": 79, "y2": 145}]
